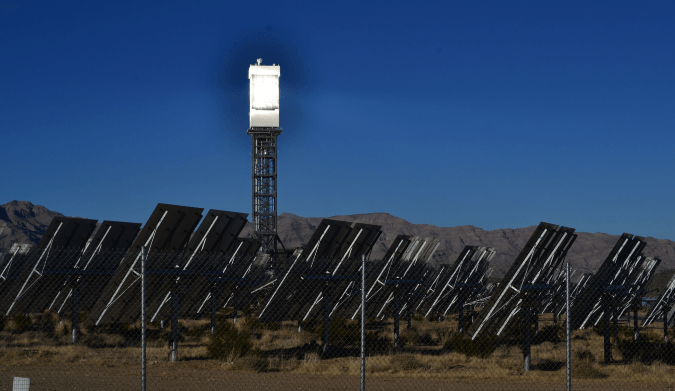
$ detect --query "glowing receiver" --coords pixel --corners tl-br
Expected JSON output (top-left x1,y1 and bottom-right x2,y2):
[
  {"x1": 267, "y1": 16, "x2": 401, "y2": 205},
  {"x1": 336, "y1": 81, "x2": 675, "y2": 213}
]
[{"x1": 249, "y1": 59, "x2": 280, "y2": 128}]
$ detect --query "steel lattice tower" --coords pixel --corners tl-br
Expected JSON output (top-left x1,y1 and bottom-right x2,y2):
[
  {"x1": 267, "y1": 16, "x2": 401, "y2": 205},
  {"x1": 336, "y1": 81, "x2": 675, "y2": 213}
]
[{"x1": 247, "y1": 127, "x2": 282, "y2": 253}]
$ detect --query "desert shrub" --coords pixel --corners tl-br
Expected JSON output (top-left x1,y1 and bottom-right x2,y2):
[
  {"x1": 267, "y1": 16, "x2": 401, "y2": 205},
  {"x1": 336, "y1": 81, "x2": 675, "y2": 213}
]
[
  {"x1": 389, "y1": 353, "x2": 426, "y2": 371},
  {"x1": 240, "y1": 316, "x2": 280, "y2": 332},
  {"x1": 36, "y1": 311, "x2": 60, "y2": 335},
  {"x1": 311, "y1": 317, "x2": 391, "y2": 352},
  {"x1": 534, "y1": 324, "x2": 563, "y2": 344},
  {"x1": 6, "y1": 314, "x2": 32, "y2": 333},
  {"x1": 575, "y1": 348, "x2": 596, "y2": 363},
  {"x1": 82, "y1": 333, "x2": 126, "y2": 348},
  {"x1": 400, "y1": 327, "x2": 435, "y2": 346},
  {"x1": 572, "y1": 361, "x2": 607, "y2": 379},
  {"x1": 231, "y1": 355, "x2": 268, "y2": 372},
  {"x1": 181, "y1": 321, "x2": 208, "y2": 339},
  {"x1": 619, "y1": 337, "x2": 675, "y2": 365},
  {"x1": 313, "y1": 318, "x2": 359, "y2": 346},
  {"x1": 592, "y1": 321, "x2": 622, "y2": 337},
  {"x1": 365, "y1": 331, "x2": 393, "y2": 353},
  {"x1": 412, "y1": 313, "x2": 425, "y2": 322},
  {"x1": 434, "y1": 327, "x2": 453, "y2": 346},
  {"x1": 445, "y1": 333, "x2": 497, "y2": 359},
  {"x1": 208, "y1": 315, "x2": 252, "y2": 360},
  {"x1": 657, "y1": 342, "x2": 675, "y2": 365}
]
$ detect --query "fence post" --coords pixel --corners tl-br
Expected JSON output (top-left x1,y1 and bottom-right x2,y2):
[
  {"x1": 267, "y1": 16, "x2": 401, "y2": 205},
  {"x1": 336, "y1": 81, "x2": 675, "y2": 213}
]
[
  {"x1": 604, "y1": 294, "x2": 611, "y2": 364},
  {"x1": 523, "y1": 304, "x2": 531, "y2": 372},
  {"x1": 171, "y1": 291, "x2": 179, "y2": 362},
  {"x1": 613, "y1": 305, "x2": 619, "y2": 346},
  {"x1": 458, "y1": 291, "x2": 464, "y2": 334},
  {"x1": 361, "y1": 254, "x2": 365, "y2": 391},
  {"x1": 141, "y1": 246, "x2": 147, "y2": 391},
  {"x1": 665, "y1": 307, "x2": 669, "y2": 342},
  {"x1": 323, "y1": 285, "x2": 330, "y2": 354},
  {"x1": 394, "y1": 288, "x2": 400, "y2": 348},
  {"x1": 211, "y1": 288, "x2": 217, "y2": 335},
  {"x1": 72, "y1": 284, "x2": 79, "y2": 344},
  {"x1": 233, "y1": 288, "x2": 238, "y2": 324},
  {"x1": 633, "y1": 300, "x2": 639, "y2": 341},
  {"x1": 566, "y1": 261, "x2": 571, "y2": 391}
]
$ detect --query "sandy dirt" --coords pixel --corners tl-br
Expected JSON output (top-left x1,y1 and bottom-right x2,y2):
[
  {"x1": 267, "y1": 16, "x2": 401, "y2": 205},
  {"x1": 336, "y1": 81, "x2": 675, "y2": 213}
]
[{"x1": 1, "y1": 365, "x2": 672, "y2": 391}]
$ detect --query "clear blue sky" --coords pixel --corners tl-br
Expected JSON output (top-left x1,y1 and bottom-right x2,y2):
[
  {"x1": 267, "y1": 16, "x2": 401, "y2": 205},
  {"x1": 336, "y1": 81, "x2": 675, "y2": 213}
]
[{"x1": 1, "y1": 1, "x2": 674, "y2": 240}]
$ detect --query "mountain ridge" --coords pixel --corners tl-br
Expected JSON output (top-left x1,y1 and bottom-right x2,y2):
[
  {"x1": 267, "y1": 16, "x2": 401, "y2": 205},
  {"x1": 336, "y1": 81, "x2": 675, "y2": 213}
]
[{"x1": 2, "y1": 200, "x2": 674, "y2": 277}]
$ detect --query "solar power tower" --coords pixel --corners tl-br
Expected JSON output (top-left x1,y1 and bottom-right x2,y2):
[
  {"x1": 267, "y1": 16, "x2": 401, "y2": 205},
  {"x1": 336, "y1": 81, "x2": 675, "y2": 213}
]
[{"x1": 247, "y1": 59, "x2": 283, "y2": 257}]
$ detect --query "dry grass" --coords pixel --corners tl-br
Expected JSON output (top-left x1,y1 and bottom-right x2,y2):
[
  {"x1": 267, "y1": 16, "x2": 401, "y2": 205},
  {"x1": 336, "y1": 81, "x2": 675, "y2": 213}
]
[{"x1": 1, "y1": 312, "x2": 674, "y2": 387}]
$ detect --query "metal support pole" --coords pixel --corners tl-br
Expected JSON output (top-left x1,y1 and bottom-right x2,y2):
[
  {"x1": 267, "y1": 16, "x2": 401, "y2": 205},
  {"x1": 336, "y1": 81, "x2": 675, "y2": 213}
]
[
  {"x1": 458, "y1": 301, "x2": 464, "y2": 334},
  {"x1": 604, "y1": 296, "x2": 611, "y2": 364},
  {"x1": 71, "y1": 286, "x2": 79, "y2": 344},
  {"x1": 233, "y1": 289, "x2": 238, "y2": 324},
  {"x1": 360, "y1": 254, "x2": 365, "y2": 391},
  {"x1": 523, "y1": 305, "x2": 531, "y2": 372},
  {"x1": 323, "y1": 287, "x2": 330, "y2": 354},
  {"x1": 394, "y1": 290, "x2": 400, "y2": 348},
  {"x1": 407, "y1": 304, "x2": 412, "y2": 330},
  {"x1": 141, "y1": 246, "x2": 147, "y2": 391},
  {"x1": 171, "y1": 291, "x2": 178, "y2": 362},
  {"x1": 210, "y1": 289, "x2": 217, "y2": 335},
  {"x1": 633, "y1": 301, "x2": 639, "y2": 341},
  {"x1": 534, "y1": 307, "x2": 539, "y2": 334},
  {"x1": 566, "y1": 262, "x2": 571, "y2": 391},
  {"x1": 665, "y1": 307, "x2": 669, "y2": 342},
  {"x1": 613, "y1": 305, "x2": 619, "y2": 346},
  {"x1": 298, "y1": 319, "x2": 302, "y2": 333}
]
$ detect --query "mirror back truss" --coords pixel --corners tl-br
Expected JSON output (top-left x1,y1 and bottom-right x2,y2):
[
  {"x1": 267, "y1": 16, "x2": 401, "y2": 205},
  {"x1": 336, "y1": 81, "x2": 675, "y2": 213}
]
[
  {"x1": 642, "y1": 261, "x2": 675, "y2": 327},
  {"x1": 85, "y1": 204, "x2": 204, "y2": 326},
  {"x1": 346, "y1": 235, "x2": 413, "y2": 320},
  {"x1": 257, "y1": 219, "x2": 382, "y2": 323},
  {"x1": 421, "y1": 246, "x2": 495, "y2": 319},
  {"x1": 184, "y1": 237, "x2": 264, "y2": 320},
  {"x1": 142, "y1": 210, "x2": 249, "y2": 322},
  {"x1": 570, "y1": 233, "x2": 647, "y2": 330},
  {"x1": 48, "y1": 221, "x2": 142, "y2": 315},
  {"x1": 467, "y1": 223, "x2": 577, "y2": 340},
  {"x1": 298, "y1": 222, "x2": 382, "y2": 322},
  {"x1": 2, "y1": 217, "x2": 98, "y2": 315},
  {"x1": 368, "y1": 237, "x2": 440, "y2": 320}
]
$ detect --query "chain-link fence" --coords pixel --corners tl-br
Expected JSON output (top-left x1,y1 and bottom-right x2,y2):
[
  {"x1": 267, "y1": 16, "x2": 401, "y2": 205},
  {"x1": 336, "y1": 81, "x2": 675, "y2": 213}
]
[{"x1": 0, "y1": 246, "x2": 674, "y2": 390}]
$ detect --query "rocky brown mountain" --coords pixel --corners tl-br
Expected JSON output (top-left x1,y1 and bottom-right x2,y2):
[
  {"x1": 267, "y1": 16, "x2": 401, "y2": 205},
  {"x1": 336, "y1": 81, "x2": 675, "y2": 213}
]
[
  {"x1": 0, "y1": 200, "x2": 63, "y2": 252},
  {"x1": 2, "y1": 202, "x2": 674, "y2": 278},
  {"x1": 239, "y1": 212, "x2": 675, "y2": 278}
]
